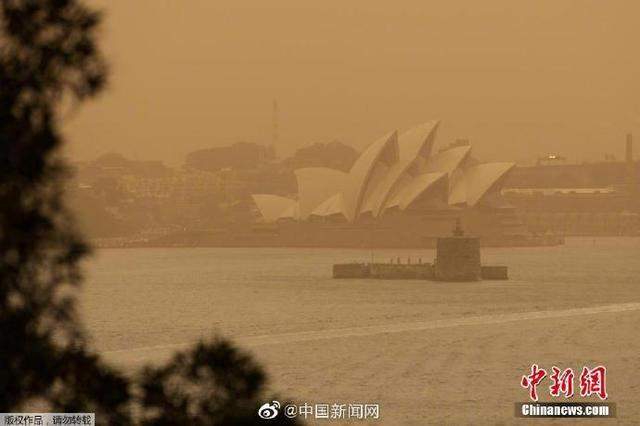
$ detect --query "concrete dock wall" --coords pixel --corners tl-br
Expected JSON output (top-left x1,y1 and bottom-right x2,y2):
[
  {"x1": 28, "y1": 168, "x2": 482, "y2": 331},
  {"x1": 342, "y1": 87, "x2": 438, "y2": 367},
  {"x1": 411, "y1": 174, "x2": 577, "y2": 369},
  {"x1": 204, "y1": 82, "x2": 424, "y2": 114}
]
[
  {"x1": 333, "y1": 263, "x2": 370, "y2": 278},
  {"x1": 370, "y1": 263, "x2": 434, "y2": 280},
  {"x1": 332, "y1": 263, "x2": 434, "y2": 279},
  {"x1": 481, "y1": 265, "x2": 508, "y2": 280}
]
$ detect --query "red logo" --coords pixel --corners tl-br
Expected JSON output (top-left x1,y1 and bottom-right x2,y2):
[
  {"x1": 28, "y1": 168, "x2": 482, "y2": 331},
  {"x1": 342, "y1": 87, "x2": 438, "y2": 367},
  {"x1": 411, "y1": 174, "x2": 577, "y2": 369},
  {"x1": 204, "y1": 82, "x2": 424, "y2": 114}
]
[
  {"x1": 549, "y1": 366, "x2": 575, "y2": 398},
  {"x1": 579, "y1": 366, "x2": 608, "y2": 400},
  {"x1": 521, "y1": 364, "x2": 607, "y2": 401},
  {"x1": 521, "y1": 364, "x2": 546, "y2": 401}
]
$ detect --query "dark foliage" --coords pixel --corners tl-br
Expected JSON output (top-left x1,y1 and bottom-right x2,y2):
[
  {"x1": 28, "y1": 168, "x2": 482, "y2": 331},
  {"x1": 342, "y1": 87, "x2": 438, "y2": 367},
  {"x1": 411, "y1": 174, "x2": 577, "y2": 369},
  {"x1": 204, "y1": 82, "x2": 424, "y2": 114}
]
[
  {"x1": 1, "y1": 1, "x2": 298, "y2": 425},
  {"x1": 139, "y1": 339, "x2": 299, "y2": 425},
  {"x1": 0, "y1": 0, "x2": 131, "y2": 420},
  {"x1": 185, "y1": 142, "x2": 275, "y2": 172},
  {"x1": 282, "y1": 141, "x2": 358, "y2": 172}
]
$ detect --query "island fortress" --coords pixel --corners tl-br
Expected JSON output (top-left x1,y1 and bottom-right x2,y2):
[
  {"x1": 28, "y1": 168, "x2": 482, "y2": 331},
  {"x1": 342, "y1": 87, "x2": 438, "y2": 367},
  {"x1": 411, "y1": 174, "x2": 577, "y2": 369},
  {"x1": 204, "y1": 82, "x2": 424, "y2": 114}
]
[
  {"x1": 333, "y1": 221, "x2": 509, "y2": 281},
  {"x1": 250, "y1": 121, "x2": 554, "y2": 248}
]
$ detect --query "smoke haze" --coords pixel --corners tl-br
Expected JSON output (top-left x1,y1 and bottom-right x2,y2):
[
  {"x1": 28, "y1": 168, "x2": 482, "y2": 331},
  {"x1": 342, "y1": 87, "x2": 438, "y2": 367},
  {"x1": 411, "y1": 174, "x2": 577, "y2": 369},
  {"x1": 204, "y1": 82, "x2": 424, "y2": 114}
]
[{"x1": 65, "y1": 0, "x2": 640, "y2": 165}]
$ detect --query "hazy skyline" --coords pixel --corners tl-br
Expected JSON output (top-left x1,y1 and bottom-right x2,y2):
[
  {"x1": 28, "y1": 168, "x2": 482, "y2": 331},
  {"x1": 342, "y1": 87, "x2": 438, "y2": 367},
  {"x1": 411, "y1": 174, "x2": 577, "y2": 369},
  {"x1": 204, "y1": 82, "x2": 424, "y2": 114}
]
[{"x1": 64, "y1": 0, "x2": 640, "y2": 165}]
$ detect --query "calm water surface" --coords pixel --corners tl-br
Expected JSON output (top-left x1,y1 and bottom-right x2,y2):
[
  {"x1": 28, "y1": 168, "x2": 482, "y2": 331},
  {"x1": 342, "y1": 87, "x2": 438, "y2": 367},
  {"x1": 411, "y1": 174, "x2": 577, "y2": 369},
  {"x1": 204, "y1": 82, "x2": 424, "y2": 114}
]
[{"x1": 80, "y1": 237, "x2": 640, "y2": 359}]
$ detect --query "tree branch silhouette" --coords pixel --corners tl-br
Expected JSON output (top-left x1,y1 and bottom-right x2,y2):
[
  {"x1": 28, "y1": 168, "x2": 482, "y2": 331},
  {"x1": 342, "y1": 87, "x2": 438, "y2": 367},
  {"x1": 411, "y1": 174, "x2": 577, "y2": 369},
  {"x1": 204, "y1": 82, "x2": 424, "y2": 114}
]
[{"x1": 1, "y1": 1, "x2": 299, "y2": 424}]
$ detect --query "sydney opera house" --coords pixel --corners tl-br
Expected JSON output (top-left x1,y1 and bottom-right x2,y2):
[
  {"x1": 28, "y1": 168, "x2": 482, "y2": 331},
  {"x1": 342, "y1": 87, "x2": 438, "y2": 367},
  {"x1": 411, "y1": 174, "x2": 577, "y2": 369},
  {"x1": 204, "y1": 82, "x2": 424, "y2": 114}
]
[{"x1": 251, "y1": 121, "x2": 550, "y2": 247}]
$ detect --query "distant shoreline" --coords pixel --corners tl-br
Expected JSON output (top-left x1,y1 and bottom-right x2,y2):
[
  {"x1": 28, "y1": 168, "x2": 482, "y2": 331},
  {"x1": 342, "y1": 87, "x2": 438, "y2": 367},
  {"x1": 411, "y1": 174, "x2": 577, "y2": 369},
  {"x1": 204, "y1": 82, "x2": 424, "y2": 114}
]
[{"x1": 89, "y1": 235, "x2": 566, "y2": 250}]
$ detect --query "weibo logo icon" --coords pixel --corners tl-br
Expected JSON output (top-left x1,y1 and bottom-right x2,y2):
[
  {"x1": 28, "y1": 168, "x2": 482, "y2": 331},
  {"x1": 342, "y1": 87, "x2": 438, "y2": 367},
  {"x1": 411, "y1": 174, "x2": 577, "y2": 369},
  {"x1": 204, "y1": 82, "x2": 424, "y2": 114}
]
[{"x1": 258, "y1": 400, "x2": 280, "y2": 420}]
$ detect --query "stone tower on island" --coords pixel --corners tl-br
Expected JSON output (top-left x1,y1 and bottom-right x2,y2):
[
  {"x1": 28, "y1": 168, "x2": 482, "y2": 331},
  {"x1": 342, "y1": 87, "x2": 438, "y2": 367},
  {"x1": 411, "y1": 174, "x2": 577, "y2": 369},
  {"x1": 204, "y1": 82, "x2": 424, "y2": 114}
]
[{"x1": 434, "y1": 219, "x2": 482, "y2": 281}]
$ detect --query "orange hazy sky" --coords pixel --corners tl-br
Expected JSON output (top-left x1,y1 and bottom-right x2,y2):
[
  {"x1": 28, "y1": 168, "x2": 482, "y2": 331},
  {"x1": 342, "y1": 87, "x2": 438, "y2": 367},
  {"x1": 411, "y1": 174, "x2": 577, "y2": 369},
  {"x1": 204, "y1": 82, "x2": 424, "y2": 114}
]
[{"x1": 63, "y1": 0, "x2": 640, "y2": 165}]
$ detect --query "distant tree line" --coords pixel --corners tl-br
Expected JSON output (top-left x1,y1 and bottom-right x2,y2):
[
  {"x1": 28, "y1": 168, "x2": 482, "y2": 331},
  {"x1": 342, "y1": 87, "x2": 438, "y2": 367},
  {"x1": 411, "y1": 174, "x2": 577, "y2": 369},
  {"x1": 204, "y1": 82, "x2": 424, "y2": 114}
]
[{"x1": 185, "y1": 140, "x2": 358, "y2": 173}]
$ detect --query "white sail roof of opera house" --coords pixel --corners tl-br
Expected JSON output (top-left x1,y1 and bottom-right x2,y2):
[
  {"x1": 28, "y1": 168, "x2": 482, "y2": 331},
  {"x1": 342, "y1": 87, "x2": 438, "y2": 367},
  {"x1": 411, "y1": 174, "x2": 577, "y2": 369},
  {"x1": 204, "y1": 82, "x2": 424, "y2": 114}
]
[
  {"x1": 449, "y1": 162, "x2": 515, "y2": 206},
  {"x1": 294, "y1": 167, "x2": 347, "y2": 220},
  {"x1": 421, "y1": 145, "x2": 471, "y2": 175},
  {"x1": 250, "y1": 120, "x2": 516, "y2": 223},
  {"x1": 340, "y1": 130, "x2": 398, "y2": 222},
  {"x1": 310, "y1": 193, "x2": 344, "y2": 218},
  {"x1": 278, "y1": 201, "x2": 300, "y2": 220},
  {"x1": 360, "y1": 120, "x2": 440, "y2": 218},
  {"x1": 385, "y1": 171, "x2": 447, "y2": 211},
  {"x1": 420, "y1": 145, "x2": 472, "y2": 205},
  {"x1": 251, "y1": 194, "x2": 298, "y2": 222}
]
